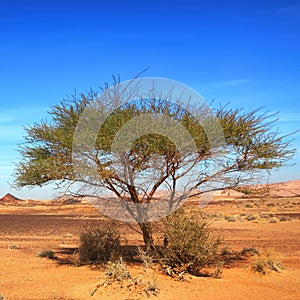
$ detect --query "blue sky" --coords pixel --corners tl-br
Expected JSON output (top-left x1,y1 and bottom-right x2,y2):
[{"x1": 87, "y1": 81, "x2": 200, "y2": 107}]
[{"x1": 0, "y1": 0, "x2": 299, "y2": 199}]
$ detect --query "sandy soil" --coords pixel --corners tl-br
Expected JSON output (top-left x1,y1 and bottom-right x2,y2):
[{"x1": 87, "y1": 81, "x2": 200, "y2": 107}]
[{"x1": 0, "y1": 193, "x2": 299, "y2": 299}]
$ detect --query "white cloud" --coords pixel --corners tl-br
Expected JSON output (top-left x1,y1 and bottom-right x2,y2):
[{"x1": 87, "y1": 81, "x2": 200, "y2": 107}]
[{"x1": 202, "y1": 79, "x2": 251, "y2": 88}]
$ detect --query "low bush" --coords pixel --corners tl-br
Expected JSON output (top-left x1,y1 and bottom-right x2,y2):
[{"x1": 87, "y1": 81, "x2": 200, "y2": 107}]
[
  {"x1": 246, "y1": 215, "x2": 257, "y2": 221},
  {"x1": 8, "y1": 244, "x2": 19, "y2": 250},
  {"x1": 79, "y1": 226, "x2": 120, "y2": 265},
  {"x1": 160, "y1": 208, "x2": 222, "y2": 276},
  {"x1": 225, "y1": 216, "x2": 237, "y2": 222}
]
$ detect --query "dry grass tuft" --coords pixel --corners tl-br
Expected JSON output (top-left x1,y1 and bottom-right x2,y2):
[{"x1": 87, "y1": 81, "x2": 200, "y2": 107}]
[{"x1": 251, "y1": 249, "x2": 283, "y2": 275}]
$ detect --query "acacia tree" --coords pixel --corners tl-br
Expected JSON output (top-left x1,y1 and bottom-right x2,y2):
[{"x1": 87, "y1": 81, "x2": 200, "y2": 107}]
[{"x1": 14, "y1": 78, "x2": 295, "y2": 249}]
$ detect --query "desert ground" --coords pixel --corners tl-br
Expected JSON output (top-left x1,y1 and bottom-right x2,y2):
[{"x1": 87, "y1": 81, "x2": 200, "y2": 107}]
[{"x1": 0, "y1": 180, "x2": 299, "y2": 300}]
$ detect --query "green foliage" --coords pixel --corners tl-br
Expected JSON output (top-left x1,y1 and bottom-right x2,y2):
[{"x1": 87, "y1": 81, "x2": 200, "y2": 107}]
[
  {"x1": 14, "y1": 82, "x2": 295, "y2": 190},
  {"x1": 79, "y1": 226, "x2": 121, "y2": 265},
  {"x1": 217, "y1": 107, "x2": 295, "y2": 170},
  {"x1": 15, "y1": 94, "x2": 92, "y2": 187},
  {"x1": 160, "y1": 208, "x2": 222, "y2": 276}
]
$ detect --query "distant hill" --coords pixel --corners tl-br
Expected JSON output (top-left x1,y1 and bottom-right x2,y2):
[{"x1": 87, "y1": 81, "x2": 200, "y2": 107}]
[
  {"x1": 1, "y1": 179, "x2": 299, "y2": 205},
  {"x1": 214, "y1": 179, "x2": 300, "y2": 200},
  {"x1": 0, "y1": 193, "x2": 23, "y2": 203},
  {"x1": 267, "y1": 179, "x2": 300, "y2": 197},
  {"x1": 52, "y1": 194, "x2": 84, "y2": 205}
]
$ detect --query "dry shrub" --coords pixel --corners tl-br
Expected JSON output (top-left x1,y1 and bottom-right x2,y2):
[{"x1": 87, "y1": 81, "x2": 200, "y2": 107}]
[
  {"x1": 251, "y1": 249, "x2": 282, "y2": 274},
  {"x1": 38, "y1": 250, "x2": 56, "y2": 259},
  {"x1": 225, "y1": 216, "x2": 237, "y2": 222},
  {"x1": 105, "y1": 258, "x2": 131, "y2": 281},
  {"x1": 160, "y1": 208, "x2": 222, "y2": 276},
  {"x1": 8, "y1": 244, "x2": 19, "y2": 250},
  {"x1": 246, "y1": 215, "x2": 257, "y2": 221},
  {"x1": 137, "y1": 272, "x2": 159, "y2": 297},
  {"x1": 137, "y1": 246, "x2": 154, "y2": 270},
  {"x1": 91, "y1": 258, "x2": 159, "y2": 297},
  {"x1": 239, "y1": 247, "x2": 260, "y2": 257},
  {"x1": 79, "y1": 226, "x2": 120, "y2": 265}
]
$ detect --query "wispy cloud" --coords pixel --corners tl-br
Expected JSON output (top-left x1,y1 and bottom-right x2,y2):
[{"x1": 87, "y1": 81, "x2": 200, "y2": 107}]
[
  {"x1": 277, "y1": 112, "x2": 300, "y2": 123},
  {"x1": 0, "y1": 165, "x2": 14, "y2": 173},
  {"x1": 0, "y1": 105, "x2": 48, "y2": 182},
  {"x1": 278, "y1": 4, "x2": 300, "y2": 17},
  {"x1": 0, "y1": 125, "x2": 25, "y2": 142},
  {"x1": 202, "y1": 79, "x2": 251, "y2": 88},
  {"x1": 0, "y1": 163, "x2": 14, "y2": 182},
  {"x1": 0, "y1": 106, "x2": 47, "y2": 141},
  {"x1": 0, "y1": 116, "x2": 15, "y2": 123},
  {"x1": 0, "y1": 106, "x2": 48, "y2": 122}
]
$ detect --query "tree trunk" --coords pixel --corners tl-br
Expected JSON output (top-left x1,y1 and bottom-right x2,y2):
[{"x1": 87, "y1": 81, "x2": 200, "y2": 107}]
[{"x1": 139, "y1": 222, "x2": 154, "y2": 252}]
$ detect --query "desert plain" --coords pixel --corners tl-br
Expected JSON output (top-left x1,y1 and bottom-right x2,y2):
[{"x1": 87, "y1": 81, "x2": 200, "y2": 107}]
[{"x1": 0, "y1": 180, "x2": 299, "y2": 300}]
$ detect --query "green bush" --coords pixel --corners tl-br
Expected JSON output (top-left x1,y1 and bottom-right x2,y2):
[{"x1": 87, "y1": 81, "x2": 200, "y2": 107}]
[
  {"x1": 79, "y1": 226, "x2": 121, "y2": 265},
  {"x1": 160, "y1": 208, "x2": 222, "y2": 276}
]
